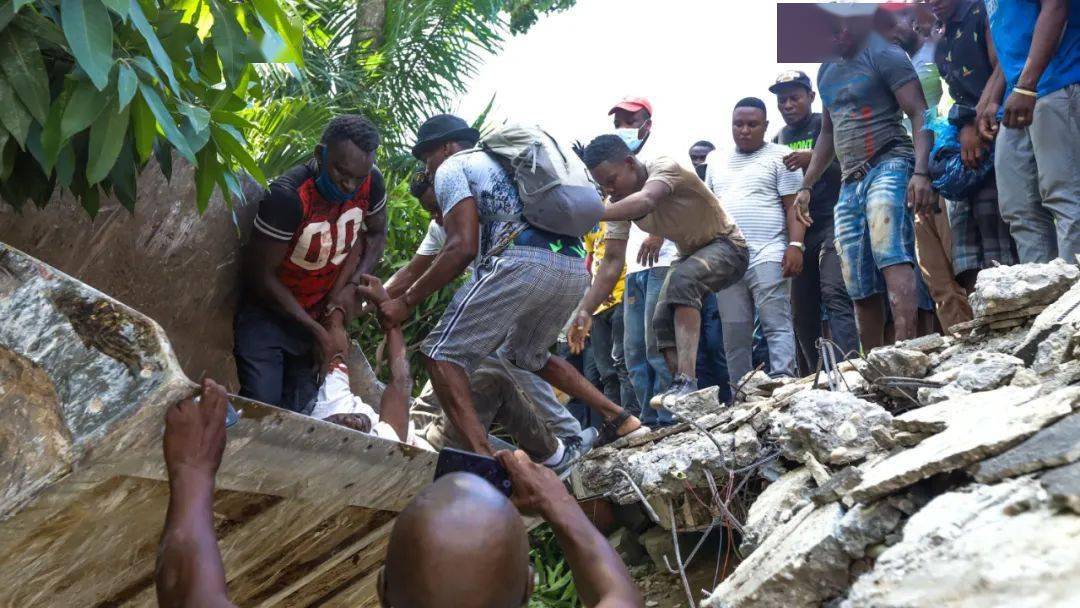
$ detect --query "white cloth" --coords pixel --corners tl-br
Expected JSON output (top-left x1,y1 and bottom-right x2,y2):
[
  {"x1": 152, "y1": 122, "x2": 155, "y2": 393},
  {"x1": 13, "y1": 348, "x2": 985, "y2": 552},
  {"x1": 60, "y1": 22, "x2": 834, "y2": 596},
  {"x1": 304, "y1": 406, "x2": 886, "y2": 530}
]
[
  {"x1": 705, "y1": 144, "x2": 802, "y2": 268},
  {"x1": 624, "y1": 224, "x2": 680, "y2": 274},
  {"x1": 417, "y1": 221, "x2": 447, "y2": 256},
  {"x1": 312, "y1": 367, "x2": 434, "y2": 450}
]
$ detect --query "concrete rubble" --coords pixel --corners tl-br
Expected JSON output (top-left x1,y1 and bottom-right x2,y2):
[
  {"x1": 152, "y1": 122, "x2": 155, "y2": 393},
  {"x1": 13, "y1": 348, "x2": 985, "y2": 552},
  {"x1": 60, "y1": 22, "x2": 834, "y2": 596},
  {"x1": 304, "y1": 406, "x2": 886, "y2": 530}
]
[{"x1": 573, "y1": 259, "x2": 1080, "y2": 607}]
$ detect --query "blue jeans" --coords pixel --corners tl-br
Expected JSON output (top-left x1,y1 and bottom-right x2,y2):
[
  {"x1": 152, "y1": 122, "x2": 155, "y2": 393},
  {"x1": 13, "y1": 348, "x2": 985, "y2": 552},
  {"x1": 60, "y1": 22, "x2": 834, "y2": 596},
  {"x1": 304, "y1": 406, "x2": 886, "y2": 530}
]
[
  {"x1": 696, "y1": 293, "x2": 732, "y2": 403},
  {"x1": 624, "y1": 267, "x2": 674, "y2": 425}
]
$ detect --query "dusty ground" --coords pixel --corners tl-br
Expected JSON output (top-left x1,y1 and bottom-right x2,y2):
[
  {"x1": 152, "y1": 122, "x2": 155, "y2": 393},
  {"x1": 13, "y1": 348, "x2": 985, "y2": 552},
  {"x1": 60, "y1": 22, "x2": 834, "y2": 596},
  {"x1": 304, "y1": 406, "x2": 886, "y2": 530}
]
[{"x1": 633, "y1": 553, "x2": 739, "y2": 607}]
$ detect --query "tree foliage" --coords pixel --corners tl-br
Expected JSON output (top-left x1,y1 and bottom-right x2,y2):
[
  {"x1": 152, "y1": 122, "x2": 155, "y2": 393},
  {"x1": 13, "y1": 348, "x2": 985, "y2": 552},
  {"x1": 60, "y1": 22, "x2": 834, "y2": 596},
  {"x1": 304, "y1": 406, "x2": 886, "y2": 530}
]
[{"x1": 0, "y1": 0, "x2": 305, "y2": 214}]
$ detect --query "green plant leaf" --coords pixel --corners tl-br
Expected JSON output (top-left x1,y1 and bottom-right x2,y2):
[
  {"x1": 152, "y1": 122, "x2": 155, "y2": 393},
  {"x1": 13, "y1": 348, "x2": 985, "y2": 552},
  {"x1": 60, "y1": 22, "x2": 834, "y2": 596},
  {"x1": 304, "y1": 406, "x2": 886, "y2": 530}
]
[
  {"x1": 117, "y1": 63, "x2": 138, "y2": 110},
  {"x1": 0, "y1": 127, "x2": 12, "y2": 180},
  {"x1": 86, "y1": 96, "x2": 130, "y2": 184},
  {"x1": 81, "y1": 183, "x2": 100, "y2": 217},
  {"x1": 101, "y1": 0, "x2": 129, "y2": 20},
  {"x1": 60, "y1": 0, "x2": 115, "y2": 90},
  {"x1": 251, "y1": 0, "x2": 303, "y2": 64},
  {"x1": 0, "y1": 27, "x2": 50, "y2": 124},
  {"x1": 137, "y1": 81, "x2": 194, "y2": 162},
  {"x1": 194, "y1": 141, "x2": 220, "y2": 212},
  {"x1": 55, "y1": 143, "x2": 75, "y2": 187},
  {"x1": 131, "y1": 93, "x2": 155, "y2": 162},
  {"x1": 61, "y1": 78, "x2": 112, "y2": 140},
  {"x1": 211, "y1": 123, "x2": 264, "y2": 184},
  {"x1": 40, "y1": 79, "x2": 75, "y2": 172},
  {"x1": 209, "y1": 1, "x2": 249, "y2": 84},
  {"x1": 0, "y1": 73, "x2": 32, "y2": 146},
  {"x1": 10, "y1": 10, "x2": 68, "y2": 47},
  {"x1": 108, "y1": 135, "x2": 136, "y2": 211},
  {"x1": 128, "y1": 0, "x2": 179, "y2": 94},
  {"x1": 177, "y1": 102, "x2": 210, "y2": 134}
]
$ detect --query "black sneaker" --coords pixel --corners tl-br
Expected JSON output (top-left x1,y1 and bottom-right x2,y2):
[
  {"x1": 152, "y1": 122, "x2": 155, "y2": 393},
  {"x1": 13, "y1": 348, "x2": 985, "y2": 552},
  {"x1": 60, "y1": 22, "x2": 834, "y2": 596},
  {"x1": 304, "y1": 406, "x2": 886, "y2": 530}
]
[{"x1": 649, "y1": 374, "x2": 698, "y2": 410}]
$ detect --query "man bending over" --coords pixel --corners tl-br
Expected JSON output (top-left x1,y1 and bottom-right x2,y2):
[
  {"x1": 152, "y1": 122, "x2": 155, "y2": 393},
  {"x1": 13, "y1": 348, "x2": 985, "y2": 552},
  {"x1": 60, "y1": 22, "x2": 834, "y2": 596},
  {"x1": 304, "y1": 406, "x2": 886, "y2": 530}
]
[{"x1": 572, "y1": 135, "x2": 749, "y2": 407}]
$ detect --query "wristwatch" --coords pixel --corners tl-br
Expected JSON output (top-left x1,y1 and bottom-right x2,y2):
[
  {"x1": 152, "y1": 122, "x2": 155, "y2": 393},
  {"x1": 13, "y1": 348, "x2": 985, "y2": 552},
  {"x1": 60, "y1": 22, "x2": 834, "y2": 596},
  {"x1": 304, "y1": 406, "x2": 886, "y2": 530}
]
[{"x1": 789, "y1": 241, "x2": 805, "y2": 252}]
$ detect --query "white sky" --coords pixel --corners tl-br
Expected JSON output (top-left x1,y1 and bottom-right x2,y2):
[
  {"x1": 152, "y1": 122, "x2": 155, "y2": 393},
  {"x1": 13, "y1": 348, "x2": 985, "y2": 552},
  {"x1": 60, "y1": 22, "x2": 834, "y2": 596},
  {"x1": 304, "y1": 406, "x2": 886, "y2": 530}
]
[{"x1": 451, "y1": 0, "x2": 825, "y2": 163}]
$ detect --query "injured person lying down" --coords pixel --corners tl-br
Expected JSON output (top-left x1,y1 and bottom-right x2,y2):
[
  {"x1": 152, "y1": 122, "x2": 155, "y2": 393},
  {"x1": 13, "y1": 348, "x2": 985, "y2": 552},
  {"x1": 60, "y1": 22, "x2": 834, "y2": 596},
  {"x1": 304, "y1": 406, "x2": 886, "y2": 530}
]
[{"x1": 310, "y1": 276, "x2": 433, "y2": 450}]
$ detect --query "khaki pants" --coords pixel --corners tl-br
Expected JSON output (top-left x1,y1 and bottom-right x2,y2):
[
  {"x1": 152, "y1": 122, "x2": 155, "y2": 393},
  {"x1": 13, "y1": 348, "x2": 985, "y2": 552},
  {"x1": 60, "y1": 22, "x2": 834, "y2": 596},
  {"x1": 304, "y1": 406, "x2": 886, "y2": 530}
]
[{"x1": 914, "y1": 208, "x2": 973, "y2": 330}]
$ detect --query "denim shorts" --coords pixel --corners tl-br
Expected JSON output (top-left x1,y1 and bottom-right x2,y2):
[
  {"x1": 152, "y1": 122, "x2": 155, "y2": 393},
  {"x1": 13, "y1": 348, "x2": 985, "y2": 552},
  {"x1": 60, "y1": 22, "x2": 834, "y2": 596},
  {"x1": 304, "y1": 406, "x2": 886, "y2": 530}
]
[{"x1": 834, "y1": 158, "x2": 917, "y2": 300}]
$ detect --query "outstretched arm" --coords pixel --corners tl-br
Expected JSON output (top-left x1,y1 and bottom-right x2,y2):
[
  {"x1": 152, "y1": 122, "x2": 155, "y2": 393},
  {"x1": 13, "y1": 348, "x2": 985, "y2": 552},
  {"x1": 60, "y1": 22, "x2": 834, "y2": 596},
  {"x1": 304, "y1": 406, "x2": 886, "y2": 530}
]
[
  {"x1": 156, "y1": 379, "x2": 236, "y2": 608},
  {"x1": 357, "y1": 274, "x2": 412, "y2": 441},
  {"x1": 601, "y1": 181, "x2": 670, "y2": 221},
  {"x1": 496, "y1": 451, "x2": 644, "y2": 608},
  {"x1": 567, "y1": 237, "x2": 628, "y2": 354}
]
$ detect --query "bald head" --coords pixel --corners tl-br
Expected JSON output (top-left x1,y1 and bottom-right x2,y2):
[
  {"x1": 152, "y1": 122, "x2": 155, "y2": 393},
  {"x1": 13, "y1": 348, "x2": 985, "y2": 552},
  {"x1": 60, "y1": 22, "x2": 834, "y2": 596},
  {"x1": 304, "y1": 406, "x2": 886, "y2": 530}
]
[{"x1": 383, "y1": 473, "x2": 531, "y2": 608}]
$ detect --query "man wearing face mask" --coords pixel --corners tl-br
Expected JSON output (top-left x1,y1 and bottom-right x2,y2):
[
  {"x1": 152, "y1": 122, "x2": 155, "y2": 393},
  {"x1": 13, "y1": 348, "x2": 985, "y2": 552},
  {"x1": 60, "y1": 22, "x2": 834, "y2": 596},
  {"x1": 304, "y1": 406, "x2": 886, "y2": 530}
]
[{"x1": 235, "y1": 115, "x2": 388, "y2": 413}]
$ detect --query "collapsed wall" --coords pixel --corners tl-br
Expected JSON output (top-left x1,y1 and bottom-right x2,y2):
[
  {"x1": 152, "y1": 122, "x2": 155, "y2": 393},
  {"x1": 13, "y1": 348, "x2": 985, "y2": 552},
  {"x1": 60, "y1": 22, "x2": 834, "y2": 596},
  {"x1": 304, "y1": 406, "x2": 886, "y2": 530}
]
[{"x1": 572, "y1": 259, "x2": 1080, "y2": 607}]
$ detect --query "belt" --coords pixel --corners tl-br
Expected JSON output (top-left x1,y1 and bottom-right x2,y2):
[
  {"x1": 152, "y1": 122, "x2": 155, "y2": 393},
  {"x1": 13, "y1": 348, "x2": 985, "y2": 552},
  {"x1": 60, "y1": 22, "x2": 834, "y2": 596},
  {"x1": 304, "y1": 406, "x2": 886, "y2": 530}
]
[{"x1": 843, "y1": 139, "x2": 902, "y2": 184}]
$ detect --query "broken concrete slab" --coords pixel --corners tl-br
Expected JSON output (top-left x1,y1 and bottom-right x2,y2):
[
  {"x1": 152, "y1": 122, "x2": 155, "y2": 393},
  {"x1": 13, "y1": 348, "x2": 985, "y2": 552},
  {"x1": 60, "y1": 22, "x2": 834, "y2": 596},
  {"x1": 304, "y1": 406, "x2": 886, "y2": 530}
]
[
  {"x1": 865, "y1": 347, "x2": 931, "y2": 380},
  {"x1": 919, "y1": 351, "x2": 1025, "y2": 403},
  {"x1": 608, "y1": 528, "x2": 648, "y2": 567},
  {"x1": 775, "y1": 390, "x2": 892, "y2": 466},
  {"x1": 849, "y1": 386, "x2": 1079, "y2": 503},
  {"x1": 810, "y1": 466, "x2": 863, "y2": 506},
  {"x1": 1013, "y1": 278, "x2": 1080, "y2": 363},
  {"x1": 661, "y1": 385, "x2": 722, "y2": 419},
  {"x1": 704, "y1": 503, "x2": 847, "y2": 608},
  {"x1": 1041, "y1": 461, "x2": 1080, "y2": 514},
  {"x1": 834, "y1": 500, "x2": 903, "y2": 560},
  {"x1": 896, "y1": 333, "x2": 947, "y2": 352},
  {"x1": 969, "y1": 258, "x2": 1079, "y2": 318},
  {"x1": 1032, "y1": 320, "x2": 1080, "y2": 374},
  {"x1": 843, "y1": 478, "x2": 1080, "y2": 608},
  {"x1": 973, "y1": 412, "x2": 1080, "y2": 482},
  {"x1": 741, "y1": 467, "x2": 814, "y2": 554}
]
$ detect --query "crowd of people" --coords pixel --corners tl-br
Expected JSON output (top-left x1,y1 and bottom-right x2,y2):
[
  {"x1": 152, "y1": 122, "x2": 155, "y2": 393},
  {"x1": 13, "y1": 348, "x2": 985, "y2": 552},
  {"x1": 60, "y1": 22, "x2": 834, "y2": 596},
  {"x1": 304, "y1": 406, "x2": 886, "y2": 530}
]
[{"x1": 154, "y1": 1, "x2": 1078, "y2": 605}]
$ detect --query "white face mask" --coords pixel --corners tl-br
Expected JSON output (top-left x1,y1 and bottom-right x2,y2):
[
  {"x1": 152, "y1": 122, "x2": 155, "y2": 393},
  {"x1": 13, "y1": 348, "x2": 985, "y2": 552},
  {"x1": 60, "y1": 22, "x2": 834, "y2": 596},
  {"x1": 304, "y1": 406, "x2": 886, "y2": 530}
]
[{"x1": 613, "y1": 127, "x2": 644, "y2": 154}]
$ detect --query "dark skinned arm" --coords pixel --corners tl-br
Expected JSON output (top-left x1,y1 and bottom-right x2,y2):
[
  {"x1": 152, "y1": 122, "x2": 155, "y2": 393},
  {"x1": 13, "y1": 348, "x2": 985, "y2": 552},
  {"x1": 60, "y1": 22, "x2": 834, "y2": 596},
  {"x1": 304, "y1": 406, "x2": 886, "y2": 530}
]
[
  {"x1": 781, "y1": 193, "x2": 805, "y2": 278},
  {"x1": 893, "y1": 79, "x2": 935, "y2": 217},
  {"x1": 792, "y1": 108, "x2": 837, "y2": 219},
  {"x1": 156, "y1": 379, "x2": 236, "y2": 608},
  {"x1": 376, "y1": 199, "x2": 479, "y2": 326},
  {"x1": 351, "y1": 208, "x2": 388, "y2": 281},
  {"x1": 1003, "y1": 0, "x2": 1068, "y2": 128},
  {"x1": 600, "y1": 181, "x2": 671, "y2": 221},
  {"x1": 496, "y1": 451, "x2": 643, "y2": 608},
  {"x1": 977, "y1": 28, "x2": 1008, "y2": 141},
  {"x1": 244, "y1": 235, "x2": 332, "y2": 356},
  {"x1": 378, "y1": 322, "x2": 411, "y2": 441},
  {"x1": 567, "y1": 238, "x2": 628, "y2": 354}
]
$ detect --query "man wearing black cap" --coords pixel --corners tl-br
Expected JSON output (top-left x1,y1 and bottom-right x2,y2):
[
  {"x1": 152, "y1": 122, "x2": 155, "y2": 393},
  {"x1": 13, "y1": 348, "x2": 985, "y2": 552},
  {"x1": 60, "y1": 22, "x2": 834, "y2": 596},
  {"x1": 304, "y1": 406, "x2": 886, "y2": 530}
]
[
  {"x1": 365, "y1": 114, "x2": 646, "y2": 455},
  {"x1": 769, "y1": 70, "x2": 858, "y2": 374}
]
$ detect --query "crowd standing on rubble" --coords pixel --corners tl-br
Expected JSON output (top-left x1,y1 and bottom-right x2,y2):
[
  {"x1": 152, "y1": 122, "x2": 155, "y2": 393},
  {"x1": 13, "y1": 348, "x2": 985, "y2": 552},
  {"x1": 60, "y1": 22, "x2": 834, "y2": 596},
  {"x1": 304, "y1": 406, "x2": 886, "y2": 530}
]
[{"x1": 156, "y1": 1, "x2": 1079, "y2": 606}]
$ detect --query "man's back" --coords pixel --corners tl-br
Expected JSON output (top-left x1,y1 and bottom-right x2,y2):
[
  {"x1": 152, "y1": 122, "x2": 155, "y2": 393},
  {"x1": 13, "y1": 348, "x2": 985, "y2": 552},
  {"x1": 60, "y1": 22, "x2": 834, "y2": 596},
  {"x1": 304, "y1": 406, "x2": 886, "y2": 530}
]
[
  {"x1": 818, "y1": 32, "x2": 917, "y2": 179},
  {"x1": 434, "y1": 151, "x2": 527, "y2": 258}
]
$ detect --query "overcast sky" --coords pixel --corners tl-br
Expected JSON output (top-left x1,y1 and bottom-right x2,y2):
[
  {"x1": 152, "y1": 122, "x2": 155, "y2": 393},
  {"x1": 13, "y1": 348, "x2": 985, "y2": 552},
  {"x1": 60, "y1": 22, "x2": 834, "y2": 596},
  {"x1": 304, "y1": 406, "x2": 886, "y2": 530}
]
[{"x1": 451, "y1": 0, "x2": 825, "y2": 163}]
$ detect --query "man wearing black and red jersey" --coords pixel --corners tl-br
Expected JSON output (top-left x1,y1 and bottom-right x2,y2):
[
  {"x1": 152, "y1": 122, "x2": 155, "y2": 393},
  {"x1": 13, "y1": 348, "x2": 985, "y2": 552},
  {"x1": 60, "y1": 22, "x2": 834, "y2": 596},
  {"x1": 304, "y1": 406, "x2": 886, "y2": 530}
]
[{"x1": 235, "y1": 115, "x2": 387, "y2": 413}]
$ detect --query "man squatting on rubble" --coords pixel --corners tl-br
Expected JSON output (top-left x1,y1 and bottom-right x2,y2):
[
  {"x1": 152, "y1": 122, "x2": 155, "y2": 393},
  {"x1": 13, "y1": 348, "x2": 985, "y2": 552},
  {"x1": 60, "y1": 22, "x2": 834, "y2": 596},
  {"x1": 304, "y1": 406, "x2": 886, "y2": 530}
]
[{"x1": 155, "y1": 377, "x2": 643, "y2": 608}]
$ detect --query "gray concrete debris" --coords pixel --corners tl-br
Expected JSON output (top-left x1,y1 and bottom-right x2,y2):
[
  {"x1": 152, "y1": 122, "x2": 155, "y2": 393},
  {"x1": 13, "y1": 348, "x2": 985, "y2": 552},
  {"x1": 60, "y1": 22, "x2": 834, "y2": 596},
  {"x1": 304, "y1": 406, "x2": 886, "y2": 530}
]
[
  {"x1": 834, "y1": 500, "x2": 903, "y2": 560},
  {"x1": 703, "y1": 503, "x2": 848, "y2": 608},
  {"x1": 895, "y1": 333, "x2": 948, "y2": 352},
  {"x1": 1013, "y1": 277, "x2": 1080, "y2": 363},
  {"x1": 1032, "y1": 320, "x2": 1080, "y2": 374},
  {"x1": 973, "y1": 412, "x2": 1080, "y2": 482},
  {"x1": 733, "y1": 424, "x2": 760, "y2": 466},
  {"x1": 607, "y1": 528, "x2": 648, "y2": 567},
  {"x1": 1041, "y1": 461, "x2": 1080, "y2": 514},
  {"x1": 969, "y1": 258, "x2": 1079, "y2": 318},
  {"x1": 810, "y1": 466, "x2": 864, "y2": 506},
  {"x1": 661, "y1": 385, "x2": 722, "y2": 419},
  {"x1": 741, "y1": 467, "x2": 814, "y2": 555},
  {"x1": 865, "y1": 346, "x2": 930, "y2": 379},
  {"x1": 850, "y1": 386, "x2": 1079, "y2": 503},
  {"x1": 843, "y1": 478, "x2": 1080, "y2": 608},
  {"x1": 775, "y1": 390, "x2": 892, "y2": 466},
  {"x1": 919, "y1": 351, "x2": 1025, "y2": 403}
]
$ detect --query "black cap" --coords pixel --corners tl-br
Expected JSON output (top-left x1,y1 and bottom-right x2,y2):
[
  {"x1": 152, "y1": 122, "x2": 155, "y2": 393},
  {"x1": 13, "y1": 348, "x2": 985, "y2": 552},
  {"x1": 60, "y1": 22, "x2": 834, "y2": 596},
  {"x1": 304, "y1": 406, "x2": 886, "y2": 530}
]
[
  {"x1": 411, "y1": 114, "x2": 480, "y2": 159},
  {"x1": 769, "y1": 70, "x2": 813, "y2": 94}
]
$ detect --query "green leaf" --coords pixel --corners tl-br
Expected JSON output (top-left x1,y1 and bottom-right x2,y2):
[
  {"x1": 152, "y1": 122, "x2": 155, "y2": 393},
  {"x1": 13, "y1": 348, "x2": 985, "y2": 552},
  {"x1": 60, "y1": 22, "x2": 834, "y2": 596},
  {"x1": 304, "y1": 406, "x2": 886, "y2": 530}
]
[
  {"x1": 11, "y1": 10, "x2": 68, "y2": 48},
  {"x1": 0, "y1": 73, "x2": 32, "y2": 146},
  {"x1": 60, "y1": 0, "x2": 115, "y2": 90},
  {"x1": 86, "y1": 96, "x2": 130, "y2": 184},
  {"x1": 100, "y1": 0, "x2": 129, "y2": 20},
  {"x1": 137, "y1": 81, "x2": 194, "y2": 162},
  {"x1": 153, "y1": 138, "x2": 172, "y2": 181},
  {"x1": 0, "y1": 127, "x2": 12, "y2": 180},
  {"x1": 61, "y1": 78, "x2": 112, "y2": 140},
  {"x1": 177, "y1": 102, "x2": 210, "y2": 134},
  {"x1": 0, "y1": 23, "x2": 49, "y2": 123},
  {"x1": 128, "y1": 0, "x2": 179, "y2": 94},
  {"x1": 40, "y1": 80, "x2": 75, "y2": 172},
  {"x1": 194, "y1": 141, "x2": 220, "y2": 212},
  {"x1": 108, "y1": 136, "x2": 136, "y2": 211},
  {"x1": 179, "y1": 113, "x2": 209, "y2": 154},
  {"x1": 81, "y1": 183, "x2": 100, "y2": 217},
  {"x1": 251, "y1": 0, "x2": 303, "y2": 65},
  {"x1": 55, "y1": 143, "x2": 75, "y2": 187},
  {"x1": 211, "y1": 123, "x2": 264, "y2": 184},
  {"x1": 209, "y1": 1, "x2": 249, "y2": 84},
  {"x1": 117, "y1": 63, "x2": 138, "y2": 110},
  {"x1": 130, "y1": 93, "x2": 155, "y2": 162}
]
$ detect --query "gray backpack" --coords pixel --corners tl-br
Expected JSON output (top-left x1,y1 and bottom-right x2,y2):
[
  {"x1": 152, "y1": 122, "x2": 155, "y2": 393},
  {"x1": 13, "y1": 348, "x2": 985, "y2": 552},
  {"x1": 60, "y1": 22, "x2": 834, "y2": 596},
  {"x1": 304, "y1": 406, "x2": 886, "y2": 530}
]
[{"x1": 476, "y1": 124, "x2": 604, "y2": 238}]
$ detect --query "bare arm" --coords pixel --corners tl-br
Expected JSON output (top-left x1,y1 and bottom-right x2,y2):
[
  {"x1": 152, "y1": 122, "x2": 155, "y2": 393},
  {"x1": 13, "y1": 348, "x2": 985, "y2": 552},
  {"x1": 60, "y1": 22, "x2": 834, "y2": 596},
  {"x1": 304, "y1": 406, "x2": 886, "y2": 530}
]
[
  {"x1": 601, "y1": 181, "x2": 671, "y2": 221},
  {"x1": 385, "y1": 253, "x2": 435, "y2": 300},
  {"x1": 799, "y1": 109, "x2": 836, "y2": 190},
  {"x1": 894, "y1": 79, "x2": 935, "y2": 216},
  {"x1": 402, "y1": 201, "x2": 478, "y2": 310},
  {"x1": 156, "y1": 380, "x2": 236, "y2": 608},
  {"x1": 496, "y1": 451, "x2": 643, "y2": 608},
  {"x1": 1018, "y1": 0, "x2": 1068, "y2": 92},
  {"x1": 567, "y1": 238, "x2": 627, "y2": 354},
  {"x1": 977, "y1": 26, "x2": 1007, "y2": 140},
  {"x1": 351, "y1": 208, "x2": 388, "y2": 280},
  {"x1": 378, "y1": 322, "x2": 410, "y2": 441},
  {"x1": 244, "y1": 236, "x2": 329, "y2": 345}
]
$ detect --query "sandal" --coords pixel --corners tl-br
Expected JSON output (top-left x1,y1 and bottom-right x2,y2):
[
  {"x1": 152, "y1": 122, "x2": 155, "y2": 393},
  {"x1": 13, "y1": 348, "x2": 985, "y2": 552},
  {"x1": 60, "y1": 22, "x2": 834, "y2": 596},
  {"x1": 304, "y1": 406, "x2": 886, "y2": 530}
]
[{"x1": 597, "y1": 411, "x2": 650, "y2": 447}]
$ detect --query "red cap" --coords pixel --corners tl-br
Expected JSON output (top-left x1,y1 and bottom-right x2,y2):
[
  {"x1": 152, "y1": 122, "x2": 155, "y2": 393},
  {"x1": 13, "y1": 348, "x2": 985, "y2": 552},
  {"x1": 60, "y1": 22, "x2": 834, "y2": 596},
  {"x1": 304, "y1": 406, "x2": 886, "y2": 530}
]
[{"x1": 608, "y1": 96, "x2": 653, "y2": 117}]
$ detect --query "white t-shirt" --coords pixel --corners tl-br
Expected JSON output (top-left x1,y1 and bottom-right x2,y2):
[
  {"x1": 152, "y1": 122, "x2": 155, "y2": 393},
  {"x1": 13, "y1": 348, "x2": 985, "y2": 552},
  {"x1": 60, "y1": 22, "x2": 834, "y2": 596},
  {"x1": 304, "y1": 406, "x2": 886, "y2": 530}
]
[
  {"x1": 417, "y1": 221, "x2": 447, "y2": 256},
  {"x1": 624, "y1": 224, "x2": 680, "y2": 274},
  {"x1": 705, "y1": 144, "x2": 802, "y2": 268}
]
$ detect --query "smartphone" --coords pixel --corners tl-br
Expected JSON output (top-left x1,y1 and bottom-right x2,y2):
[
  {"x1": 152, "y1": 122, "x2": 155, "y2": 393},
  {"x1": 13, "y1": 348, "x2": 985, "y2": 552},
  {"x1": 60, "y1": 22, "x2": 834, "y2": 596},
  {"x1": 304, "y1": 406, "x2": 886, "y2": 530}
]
[{"x1": 434, "y1": 447, "x2": 512, "y2": 497}]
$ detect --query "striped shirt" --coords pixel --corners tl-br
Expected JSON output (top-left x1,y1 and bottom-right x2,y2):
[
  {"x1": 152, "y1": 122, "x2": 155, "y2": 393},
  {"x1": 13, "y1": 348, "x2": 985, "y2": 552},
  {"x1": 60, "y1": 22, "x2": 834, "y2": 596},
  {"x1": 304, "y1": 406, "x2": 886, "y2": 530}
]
[{"x1": 704, "y1": 144, "x2": 802, "y2": 268}]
